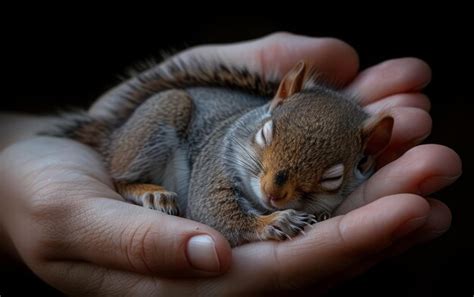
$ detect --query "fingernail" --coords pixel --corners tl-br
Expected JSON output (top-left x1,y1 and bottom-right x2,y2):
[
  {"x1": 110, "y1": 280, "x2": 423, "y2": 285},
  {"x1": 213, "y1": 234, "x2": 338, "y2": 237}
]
[
  {"x1": 393, "y1": 216, "x2": 427, "y2": 240},
  {"x1": 418, "y1": 176, "x2": 460, "y2": 196},
  {"x1": 186, "y1": 235, "x2": 220, "y2": 272}
]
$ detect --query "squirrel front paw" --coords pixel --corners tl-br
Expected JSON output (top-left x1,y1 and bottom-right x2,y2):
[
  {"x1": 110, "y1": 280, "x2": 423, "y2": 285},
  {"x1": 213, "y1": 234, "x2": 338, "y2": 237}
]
[
  {"x1": 256, "y1": 209, "x2": 316, "y2": 241},
  {"x1": 116, "y1": 183, "x2": 180, "y2": 216}
]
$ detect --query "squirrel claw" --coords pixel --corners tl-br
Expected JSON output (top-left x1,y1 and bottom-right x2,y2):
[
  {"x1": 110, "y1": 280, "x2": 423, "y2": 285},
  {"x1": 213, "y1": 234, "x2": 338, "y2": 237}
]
[
  {"x1": 142, "y1": 191, "x2": 180, "y2": 216},
  {"x1": 257, "y1": 209, "x2": 315, "y2": 242},
  {"x1": 117, "y1": 183, "x2": 180, "y2": 216}
]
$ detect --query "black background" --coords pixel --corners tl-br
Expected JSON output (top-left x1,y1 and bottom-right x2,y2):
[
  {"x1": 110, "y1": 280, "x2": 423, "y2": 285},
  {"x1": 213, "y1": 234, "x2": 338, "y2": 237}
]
[{"x1": 1, "y1": 14, "x2": 472, "y2": 296}]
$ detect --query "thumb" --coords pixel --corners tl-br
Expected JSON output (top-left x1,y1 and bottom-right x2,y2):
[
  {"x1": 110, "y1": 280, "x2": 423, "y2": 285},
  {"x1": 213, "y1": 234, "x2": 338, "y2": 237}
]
[
  {"x1": 1, "y1": 137, "x2": 232, "y2": 278},
  {"x1": 56, "y1": 198, "x2": 232, "y2": 277}
]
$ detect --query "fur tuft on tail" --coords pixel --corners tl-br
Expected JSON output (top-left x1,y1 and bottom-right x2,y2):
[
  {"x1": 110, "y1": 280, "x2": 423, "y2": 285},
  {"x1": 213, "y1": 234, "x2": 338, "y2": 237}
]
[{"x1": 42, "y1": 53, "x2": 283, "y2": 146}]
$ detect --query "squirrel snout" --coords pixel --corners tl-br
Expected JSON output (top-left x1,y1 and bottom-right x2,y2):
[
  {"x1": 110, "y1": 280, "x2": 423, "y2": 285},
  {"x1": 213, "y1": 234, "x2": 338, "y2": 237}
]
[
  {"x1": 261, "y1": 173, "x2": 296, "y2": 208},
  {"x1": 262, "y1": 183, "x2": 294, "y2": 206},
  {"x1": 268, "y1": 193, "x2": 286, "y2": 201}
]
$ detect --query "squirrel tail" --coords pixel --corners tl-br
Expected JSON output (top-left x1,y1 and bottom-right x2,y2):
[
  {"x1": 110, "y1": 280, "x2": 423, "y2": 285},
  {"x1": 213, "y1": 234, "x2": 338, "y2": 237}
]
[
  {"x1": 41, "y1": 111, "x2": 114, "y2": 149},
  {"x1": 43, "y1": 54, "x2": 279, "y2": 144},
  {"x1": 94, "y1": 56, "x2": 279, "y2": 122}
]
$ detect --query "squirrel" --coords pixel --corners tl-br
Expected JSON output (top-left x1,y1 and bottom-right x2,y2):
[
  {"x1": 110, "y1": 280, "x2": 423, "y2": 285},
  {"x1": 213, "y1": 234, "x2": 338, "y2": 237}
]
[{"x1": 47, "y1": 53, "x2": 394, "y2": 247}]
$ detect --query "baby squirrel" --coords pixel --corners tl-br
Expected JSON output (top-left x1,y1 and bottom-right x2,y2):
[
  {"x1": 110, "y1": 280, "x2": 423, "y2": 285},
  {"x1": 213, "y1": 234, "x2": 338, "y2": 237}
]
[{"x1": 49, "y1": 55, "x2": 394, "y2": 247}]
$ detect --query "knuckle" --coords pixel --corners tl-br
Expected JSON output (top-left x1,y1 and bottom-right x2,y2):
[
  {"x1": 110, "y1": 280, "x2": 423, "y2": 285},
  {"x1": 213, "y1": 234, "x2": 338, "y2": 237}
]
[
  {"x1": 268, "y1": 245, "x2": 285, "y2": 290},
  {"x1": 121, "y1": 222, "x2": 158, "y2": 273},
  {"x1": 270, "y1": 245, "x2": 301, "y2": 291}
]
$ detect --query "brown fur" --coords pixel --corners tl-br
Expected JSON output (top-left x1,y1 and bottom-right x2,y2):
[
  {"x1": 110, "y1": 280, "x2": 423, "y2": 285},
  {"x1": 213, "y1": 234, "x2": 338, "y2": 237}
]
[{"x1": 46, "y1": 56, "x2": 393, "y2": 247}]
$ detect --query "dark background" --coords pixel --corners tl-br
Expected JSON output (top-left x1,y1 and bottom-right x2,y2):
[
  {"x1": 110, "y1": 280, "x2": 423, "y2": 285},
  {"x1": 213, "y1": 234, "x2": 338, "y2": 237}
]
[{"x1": 1, "y1": 15, "x2": 472, "y2": 296}]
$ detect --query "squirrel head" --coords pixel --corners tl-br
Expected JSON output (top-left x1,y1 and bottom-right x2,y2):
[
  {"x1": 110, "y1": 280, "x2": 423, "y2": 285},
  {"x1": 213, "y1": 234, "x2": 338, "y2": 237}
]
[{"x1": 245, "y1": 61, "x2": 394, "y2": 219}]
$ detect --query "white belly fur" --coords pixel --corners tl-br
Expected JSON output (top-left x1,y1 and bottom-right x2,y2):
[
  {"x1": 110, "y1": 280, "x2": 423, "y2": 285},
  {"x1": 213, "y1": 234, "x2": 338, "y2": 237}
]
[{"x1": 152, "y1": 148, "x2": 190, "y2": 214}]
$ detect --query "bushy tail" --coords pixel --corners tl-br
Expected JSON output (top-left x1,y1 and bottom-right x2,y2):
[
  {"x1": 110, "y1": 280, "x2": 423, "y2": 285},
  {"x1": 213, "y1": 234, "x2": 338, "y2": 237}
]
[
  {"x1": 44, "y1": 54, "x2": 279, "y2": 145},
  {"x1": 42, "y1": 111, "x2": 115, "y2": 149},
  {"x1": 97, "y1": 56, "x2": 279, "y2": 121}
]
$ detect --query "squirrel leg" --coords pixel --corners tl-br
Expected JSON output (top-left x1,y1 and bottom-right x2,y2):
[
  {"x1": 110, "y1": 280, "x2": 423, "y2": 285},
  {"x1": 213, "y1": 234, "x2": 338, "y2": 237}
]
[
  {"x1": 115, "y1": 182, "x2": 179, "y2": 216},
  {"x1": 105, "y1": 90, "x2": 193, "y2": 215},
  {"x1": 188, "y1": 185, "x2": 315, "y2": 245}
]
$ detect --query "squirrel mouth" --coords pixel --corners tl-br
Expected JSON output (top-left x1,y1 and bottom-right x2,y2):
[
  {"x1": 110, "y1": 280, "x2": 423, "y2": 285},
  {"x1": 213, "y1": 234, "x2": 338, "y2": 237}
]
[
  {"x1": 266, "y1": 194, "x2": 289, "y2": 209},
  {"x1": 269, "y1": 199, "x2": 283, "y2": 209},
  {"x1": 259, "y1": 196, "x2": 283, "y2": 211}
]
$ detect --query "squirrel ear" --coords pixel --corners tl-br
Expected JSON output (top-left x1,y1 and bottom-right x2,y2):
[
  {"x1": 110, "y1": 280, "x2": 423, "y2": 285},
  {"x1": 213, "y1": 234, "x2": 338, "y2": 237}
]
[
  {"x1": 271, "y1": 61, "x2": 307, "y2": 110},
  {"x1": 362, "y1": 114, "x2": 394, "y2": 156}
]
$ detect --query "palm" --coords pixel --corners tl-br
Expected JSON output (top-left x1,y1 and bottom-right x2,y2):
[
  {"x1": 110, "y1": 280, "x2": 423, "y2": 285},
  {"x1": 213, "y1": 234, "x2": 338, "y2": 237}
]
[{"x1": 0, "y1": 33, "x2": 460, "y2": 296}]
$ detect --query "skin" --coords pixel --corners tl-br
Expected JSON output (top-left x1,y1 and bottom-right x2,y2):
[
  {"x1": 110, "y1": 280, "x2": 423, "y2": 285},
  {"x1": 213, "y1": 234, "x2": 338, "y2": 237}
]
[{"x1": 0, "y1": 32, "x2": 461, "y2": 296}]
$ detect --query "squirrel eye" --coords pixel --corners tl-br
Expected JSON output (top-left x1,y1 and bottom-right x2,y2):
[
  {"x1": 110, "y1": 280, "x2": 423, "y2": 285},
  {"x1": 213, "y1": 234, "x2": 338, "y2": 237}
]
[
  {"x1": 355, "y1": 155, "x2": 374, "y2": 178},
  {"x1": 320, "y1": 164, "x2": 344, "y2": 190},
  {"x1": 255, "y1": 120, "x2": 273, "y2": 147}
]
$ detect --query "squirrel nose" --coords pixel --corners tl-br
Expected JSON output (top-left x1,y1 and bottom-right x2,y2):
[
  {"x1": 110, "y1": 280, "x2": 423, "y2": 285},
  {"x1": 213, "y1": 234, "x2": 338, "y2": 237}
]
[
  {"x1": 268, "y1": 194, "x2": 281, "y2": 201},
  {"x1": 268, "y1": 193, "x2": 286, "y2": 201}
]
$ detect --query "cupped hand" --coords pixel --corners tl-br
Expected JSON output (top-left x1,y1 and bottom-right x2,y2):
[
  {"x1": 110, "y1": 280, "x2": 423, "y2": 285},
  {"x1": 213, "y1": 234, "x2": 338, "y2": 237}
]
[{"x1": 0, "y1": 32, "x2": 461, "y2": 296}]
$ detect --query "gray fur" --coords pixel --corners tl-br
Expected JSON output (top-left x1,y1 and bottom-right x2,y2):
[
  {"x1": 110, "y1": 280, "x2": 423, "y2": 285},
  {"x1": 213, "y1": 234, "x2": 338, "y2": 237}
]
[{"x1": 48, "y1": 58, "x2": 378, "y2": 247}]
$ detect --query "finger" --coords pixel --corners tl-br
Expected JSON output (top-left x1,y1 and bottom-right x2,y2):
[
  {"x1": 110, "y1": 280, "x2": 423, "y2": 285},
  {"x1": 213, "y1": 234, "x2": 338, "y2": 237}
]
[
  {"x1": 50, "y1": 198, "x2": 232, "y2": 277},
  {"x1": 295, "y1": 198, "x2": 452, "y2": 295},
  {"x1": 384, "y1": 198, "x2": 452, "y2": 254},
  {"x1": 343, "y1": 198, "x2": 452, "y2": 280},
  {"x1": 203, "y1": 194, "x2": 430, "y2": 294},
  {"x1": 346, "y1": 58, "x2": 432, "y2": 105},
  {"x1": 376, "y1": 106, "x2": 432, "y2": 166},
  {"x1": 364, "y1": 93, "x2": 431, "y2": 114},
  {"x1": 336, "y1": 145, "x2": 462, "y2": 214},
  {"x1": 182, "y1": 32, "x2": 359, "y2": 83}
]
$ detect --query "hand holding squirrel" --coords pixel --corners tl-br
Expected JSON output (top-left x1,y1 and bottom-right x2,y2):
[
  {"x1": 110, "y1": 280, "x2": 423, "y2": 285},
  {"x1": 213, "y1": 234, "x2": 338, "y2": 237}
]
[
  {"x1": 0, "y1": 33, "x2": 460, "y2": 296},
  {"x1": 51, "y1": 48, "x2": 397, "y2": 246}
]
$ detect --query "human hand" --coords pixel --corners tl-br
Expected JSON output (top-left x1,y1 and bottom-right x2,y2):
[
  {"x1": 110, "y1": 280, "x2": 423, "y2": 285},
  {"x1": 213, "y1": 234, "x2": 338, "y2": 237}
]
[{"x1": 0, "y1": 33, "x2": 461, "y2": 296}]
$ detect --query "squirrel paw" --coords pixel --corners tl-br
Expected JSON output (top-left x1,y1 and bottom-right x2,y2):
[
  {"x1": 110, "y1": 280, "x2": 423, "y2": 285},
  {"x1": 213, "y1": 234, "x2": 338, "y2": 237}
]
[
  {"x1": 140, "y1": 190, "x2": 180, "y2": 216},
  {"x1": 257, "y1": 209, "x2": 316, "y2": 241},
  {"x1": 116, "y1": 183, "x2": 180, "y2": 216}
]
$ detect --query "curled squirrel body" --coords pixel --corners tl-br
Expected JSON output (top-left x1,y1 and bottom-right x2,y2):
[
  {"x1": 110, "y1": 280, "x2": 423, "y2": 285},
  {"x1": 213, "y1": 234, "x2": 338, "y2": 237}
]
[{"x1": 49, "y1": 55, "x2": 393, "y2": 247}]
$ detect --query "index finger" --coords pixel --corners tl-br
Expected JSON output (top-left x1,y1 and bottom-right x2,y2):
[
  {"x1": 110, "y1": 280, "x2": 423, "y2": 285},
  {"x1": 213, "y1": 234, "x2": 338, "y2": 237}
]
[
  {"x1": 187, "y1": 32, "x2": 360, "y2": 82},
  {"x1": 199, "y1": 194, "x2": 430, "y2": 295}
]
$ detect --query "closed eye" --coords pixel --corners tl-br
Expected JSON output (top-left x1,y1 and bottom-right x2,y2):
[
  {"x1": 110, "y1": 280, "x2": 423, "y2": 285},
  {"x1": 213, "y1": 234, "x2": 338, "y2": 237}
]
[
  {"x1": 320, "y1": 176, "x2": 343, "y2": 182},
  {"x1": 320, "y1": 164, "x2": 344, "y2": 190},
  {"x1": 255, "y1": 120, "x2": 273, "y2": 148},
  {"x1": 260, "y1": 128, "x2": 266, "y2": 143}
]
